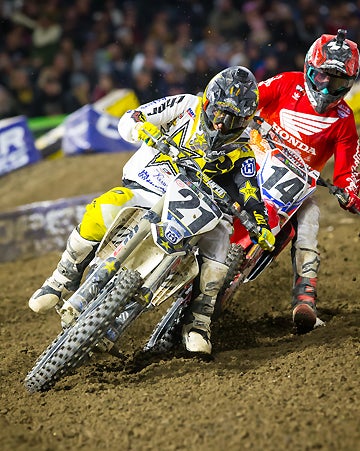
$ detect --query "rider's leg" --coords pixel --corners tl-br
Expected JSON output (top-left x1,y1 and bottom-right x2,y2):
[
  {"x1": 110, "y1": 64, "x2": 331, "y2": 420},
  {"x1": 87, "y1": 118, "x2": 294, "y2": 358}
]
[
  {"x1": 182, "y1": 257, "x2": 229, "y2": 354},
  {"x1": 182, "y1": 218, "x2": 232, "y2": 354},
  {"x1": 291, "y1": 196, "x2": 321, "y2": 333},
  {"x1": 29, "y1": 187, "x2": 135, "y2": 313}
]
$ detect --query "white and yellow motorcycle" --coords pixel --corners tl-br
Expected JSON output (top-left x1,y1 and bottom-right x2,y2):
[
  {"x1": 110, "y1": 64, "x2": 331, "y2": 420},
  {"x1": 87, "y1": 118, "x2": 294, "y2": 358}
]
[{"x1": 24, "y1": 137, "x2": 261, "y2": 393}]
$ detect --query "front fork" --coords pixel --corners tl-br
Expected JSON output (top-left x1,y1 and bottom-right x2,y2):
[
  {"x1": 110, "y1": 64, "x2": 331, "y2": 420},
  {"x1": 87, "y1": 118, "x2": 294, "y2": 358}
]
[{"x1": 59, "y1": 197, "x2": 165, "y2": 326}]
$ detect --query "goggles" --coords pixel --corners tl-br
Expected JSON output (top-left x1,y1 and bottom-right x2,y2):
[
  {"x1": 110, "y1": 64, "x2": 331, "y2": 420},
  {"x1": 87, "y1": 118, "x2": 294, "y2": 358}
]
[
  {"x1": 307, "y1": 68, "x2": 353, "y2": 95},
  {"x1": 212, "y1": 109, "x2": 248, "y2": 134}
]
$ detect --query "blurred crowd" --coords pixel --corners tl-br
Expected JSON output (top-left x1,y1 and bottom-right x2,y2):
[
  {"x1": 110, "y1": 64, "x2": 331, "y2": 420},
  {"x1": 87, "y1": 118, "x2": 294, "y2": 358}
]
[{"x1": 0, "y1": 0, "x2": 359, "y2": 120}]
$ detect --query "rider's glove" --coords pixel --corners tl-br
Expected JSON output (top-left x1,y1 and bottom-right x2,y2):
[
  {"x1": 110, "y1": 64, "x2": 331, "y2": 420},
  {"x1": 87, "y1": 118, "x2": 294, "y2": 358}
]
[
  {"x1": 257, "y1": 227, "x2": 275, "y2": 252},
  {"x1": 340, "y1": 188, "x2": 360, "y2": 214},
  {"x1": 135, "y1": 121, "x2": 162, "y2": 146}
]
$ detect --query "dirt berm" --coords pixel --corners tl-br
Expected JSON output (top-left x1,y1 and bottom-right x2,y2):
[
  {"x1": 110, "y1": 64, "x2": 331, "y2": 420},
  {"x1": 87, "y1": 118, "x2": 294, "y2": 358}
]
[{"x1": 0, "y1": 152, "x2": 359, "y2": 451}]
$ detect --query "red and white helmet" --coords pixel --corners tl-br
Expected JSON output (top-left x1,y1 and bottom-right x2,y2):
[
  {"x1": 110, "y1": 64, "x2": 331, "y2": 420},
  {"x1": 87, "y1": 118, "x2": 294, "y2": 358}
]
[{"x1": 304, "y1": 29, "x2": 360, "y2": 113}]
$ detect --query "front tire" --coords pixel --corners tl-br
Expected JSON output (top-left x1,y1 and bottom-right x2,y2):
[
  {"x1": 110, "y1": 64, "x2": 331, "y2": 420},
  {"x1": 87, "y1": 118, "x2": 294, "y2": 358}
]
[{"x1": 24, "y1": 269, "x2": 142, "y2": 393}]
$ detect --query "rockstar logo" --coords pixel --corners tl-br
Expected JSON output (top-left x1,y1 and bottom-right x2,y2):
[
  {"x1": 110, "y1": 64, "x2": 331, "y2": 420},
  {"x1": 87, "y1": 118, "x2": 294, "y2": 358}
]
[
  {"x1": 239, "y1": 180, "x2": 259, "y2": 203},
  {"x1": 148, "y1": 153, "x2": 178, "y2": 176},
  {"x1": 190, "y1": 133, "x2": 207, "y2": 152},
  {"x1": 104, "y1": 260, "x2": 117, "y2": 273},
  {"x1": 160, "y1": 239, "x2": 170, "y2": 250}
]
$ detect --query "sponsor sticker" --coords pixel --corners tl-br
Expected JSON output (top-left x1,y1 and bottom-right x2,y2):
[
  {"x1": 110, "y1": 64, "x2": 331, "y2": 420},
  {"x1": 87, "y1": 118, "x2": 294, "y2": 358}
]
[{"x1": 241, "y1": 157, "x2": 256, "y2": 177}]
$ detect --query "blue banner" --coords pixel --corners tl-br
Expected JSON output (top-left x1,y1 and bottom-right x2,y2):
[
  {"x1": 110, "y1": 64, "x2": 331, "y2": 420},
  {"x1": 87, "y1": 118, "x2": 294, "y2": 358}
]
[
  {"x1": 62, "y1": 105, "x2": 139, "y2": 155},
  {"x1": 0, "y1": 194, "x2": 98, "y2": 262},
  {"x1": 0, "y1": 116, "x2": 40, "y2": 176}
]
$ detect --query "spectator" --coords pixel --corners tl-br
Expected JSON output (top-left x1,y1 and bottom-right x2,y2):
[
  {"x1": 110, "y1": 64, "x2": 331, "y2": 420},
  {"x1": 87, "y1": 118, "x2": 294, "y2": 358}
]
[
  {"x1": 295, "y1": 11, "x2": 326, "y2": 51},
  {"x1": 57, "y1": 36, "x2": 81, "y2": 72},
  {"x1": 132, "y1": 68, "x2": 160, "y2": 104},
  {"x1": 114, "y1": 1, "x2": 143, "y2": 59},
  {"x1": 227, "y1": 39, "x2": 249, "y2": 68},
  {"x1": 92, "y1": 71, "x2": 118, "y2": 103},
  {"x1": 51, "y1": 52, "x2": 72, "y2": 91},
  {"x1": 77, "y1": 49, "x2": 99, "y2": 93},
  {"x1": 63, "y1": 72, "x2": 91, "y2": 114},
  {"x1": 242, "y1": 1, "x2": 271, "y2": 46},
  {"x1": 2, "y1": 25, "x2": 31, "y2": 68},
  {"x1": 208, "y1": 0, "x2": 246, "y2": 41},
  {"x1": 0, "y1": 51, "x2": 15, "y2": 87},
  {"x1": 185, "y1": 53, "x2": 218, "y2": 95},
  {"x1": 0, "y1": 85, "x2": 17, "y2": 119},
  {"x1": 12, "y1": 10, "x2": 62, "y2": 67},
  {"x1": 8, "y1": 67, "x2": 35, "y2": 117},
  {"x1": 30, "y1": 66, "x2": 64, "y2": 116},
  {"x1": 147, "y1": 10, "x2": 173, "y2": 47},
  {"x1": 97, "y1": 42, "x2": 132, "y2": 88},
  {"x1": 165, "y1": 21, "x2": 194, "y2": 73},
  {"x1": 131, "y1": 38, "x2": 170, "y2": 76},
  {"x1": 162, "y1": 67, "x2": 188, "y2": 96}
]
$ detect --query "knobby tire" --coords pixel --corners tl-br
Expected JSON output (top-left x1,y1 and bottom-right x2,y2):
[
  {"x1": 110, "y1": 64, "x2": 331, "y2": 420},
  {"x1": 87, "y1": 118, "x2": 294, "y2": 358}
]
[{"x1": 24, "y1": 269, "x2": 142, "y2": 393}]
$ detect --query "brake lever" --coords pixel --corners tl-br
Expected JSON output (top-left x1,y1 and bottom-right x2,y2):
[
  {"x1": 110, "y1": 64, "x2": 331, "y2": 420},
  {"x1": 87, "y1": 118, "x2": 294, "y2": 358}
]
[
  {"x1": 318, "y1": 177, "x2": 360, "y2": 215},
  {"x1": 143, "y1": 132, "x2": 180, "y2": 159}
]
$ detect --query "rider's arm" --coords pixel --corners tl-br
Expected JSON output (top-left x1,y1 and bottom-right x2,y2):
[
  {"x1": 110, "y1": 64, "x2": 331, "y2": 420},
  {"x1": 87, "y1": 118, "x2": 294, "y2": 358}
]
[
  {"x1": 333, "y1": 118, "x2": 360, "y2": 191},
  {"x1": 118, "y1": 94, "x2": 199, "y2": 144},
  {"x1": 231, "y1": 151, "x2": 275, "y2": 251},
  {"x1": 257, "y1": 73, "x2": 284, "y2": 112},
  {"x1": 231, "y1": 145, "x2": 270, "y2": 228},
  {"x1": 332, "y1": 115, "x2": 360, "y2": 211}
]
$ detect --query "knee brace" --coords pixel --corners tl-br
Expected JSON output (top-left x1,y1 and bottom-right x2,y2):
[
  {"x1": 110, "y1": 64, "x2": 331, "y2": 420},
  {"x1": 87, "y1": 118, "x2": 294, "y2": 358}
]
[{"x1": 79, "y1": 187, "x2": 134, "y2": 241}]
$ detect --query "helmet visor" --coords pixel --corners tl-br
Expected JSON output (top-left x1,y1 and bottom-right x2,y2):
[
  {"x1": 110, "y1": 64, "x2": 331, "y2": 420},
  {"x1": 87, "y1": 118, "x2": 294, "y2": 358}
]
[
  {"x1": 307, "y1": 68, "x2": 354, "y2": 95},
  {"x1": 210, "y1": 108, "x2": 249, "y2": 135}
]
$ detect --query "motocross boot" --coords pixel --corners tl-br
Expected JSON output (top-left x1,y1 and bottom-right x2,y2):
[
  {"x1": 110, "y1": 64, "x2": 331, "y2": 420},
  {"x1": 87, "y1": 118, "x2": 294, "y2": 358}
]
[
  {"x1": 28, "y1": 227, "x2": 99, "y2": 313},
  {"x1": 182, "y1": 258, "x2": 228, "y2": 354},
  {"x1": 291, "y1": 246, "x2": 320, "y2": 334}
]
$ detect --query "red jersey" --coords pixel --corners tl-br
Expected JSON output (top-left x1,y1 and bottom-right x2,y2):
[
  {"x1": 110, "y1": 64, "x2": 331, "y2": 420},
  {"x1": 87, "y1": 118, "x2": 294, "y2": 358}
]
[{"x1": 258, "y1": 71, "x2": 360, "y2": 194}]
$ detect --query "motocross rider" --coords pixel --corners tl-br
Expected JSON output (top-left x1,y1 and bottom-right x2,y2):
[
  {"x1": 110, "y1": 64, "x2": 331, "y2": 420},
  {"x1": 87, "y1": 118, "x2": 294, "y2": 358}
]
[
  {"x1": 28, "y1": 66, "x2": 275, "y2": 355},
  {"x1": 255, "y1": 29, "x2": 360, "y2": 333}
]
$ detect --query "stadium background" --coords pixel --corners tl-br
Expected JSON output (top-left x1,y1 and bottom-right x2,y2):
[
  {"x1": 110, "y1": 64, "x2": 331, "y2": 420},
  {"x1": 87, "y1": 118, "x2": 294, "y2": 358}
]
[
  {"x1": 1, "y1": 0, "x2": 360, "y2": 123},
  {"x1": 0, "y1": 2, "x2": 359, "y2": 451}
]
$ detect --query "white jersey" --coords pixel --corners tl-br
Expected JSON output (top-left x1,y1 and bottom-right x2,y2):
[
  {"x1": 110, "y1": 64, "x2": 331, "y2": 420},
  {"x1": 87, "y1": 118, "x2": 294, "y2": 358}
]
[
  {"x1": 118, "y1": 94, "x2": 203, "y2": 195},
  {"x1": 117, "y1": 93, "x2": 270, "y2": 228}
]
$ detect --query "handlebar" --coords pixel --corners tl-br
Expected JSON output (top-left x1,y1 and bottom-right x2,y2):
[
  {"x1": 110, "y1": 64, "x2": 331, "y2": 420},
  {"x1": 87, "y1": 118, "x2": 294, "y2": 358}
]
[
  {"x1": 149, "y1": 135, "x2": 275, "y2": 249},
  {"x1": 317, "y1": 177, "x2": 360, "y2": 215},
  {"x1": 142, "y1": 132, "x2": 180, "y2": 159}
]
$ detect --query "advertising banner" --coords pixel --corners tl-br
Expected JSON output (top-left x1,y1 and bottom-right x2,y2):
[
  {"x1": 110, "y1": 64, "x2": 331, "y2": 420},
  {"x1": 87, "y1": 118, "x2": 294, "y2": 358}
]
[
  {"x1": 0, "y1": 194, "x2": 97, "y2": 262},
  {"x1": 34, "y1": 89, "x2": 140, "y2": 158},
  {"x1": 62, "y1": 105, "x2": 139, "y2": 155},
  {"x1": 346, "y1": 82, "x2": 360, "y2": 134},
  {"x1": 0, "y1": 115, "x2": 40, "y2": 176}
]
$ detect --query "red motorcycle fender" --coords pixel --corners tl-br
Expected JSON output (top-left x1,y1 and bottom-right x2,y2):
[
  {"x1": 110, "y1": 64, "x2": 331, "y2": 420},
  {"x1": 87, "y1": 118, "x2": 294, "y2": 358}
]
[{"x1": 230, "y1": 200, "x2": 280, "y2": 246}]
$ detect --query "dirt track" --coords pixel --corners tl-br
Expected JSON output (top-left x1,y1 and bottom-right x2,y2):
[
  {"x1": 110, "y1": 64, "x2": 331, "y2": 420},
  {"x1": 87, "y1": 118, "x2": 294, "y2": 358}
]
[{"x1": 0, "y1": 153, "x2": 359, "y2": 451}]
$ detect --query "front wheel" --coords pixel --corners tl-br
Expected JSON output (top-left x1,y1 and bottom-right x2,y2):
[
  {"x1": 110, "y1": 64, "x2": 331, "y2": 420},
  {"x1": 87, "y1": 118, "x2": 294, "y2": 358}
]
[{"x1": 24, "y1": 269, "x2": 142, "y2": 393}]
